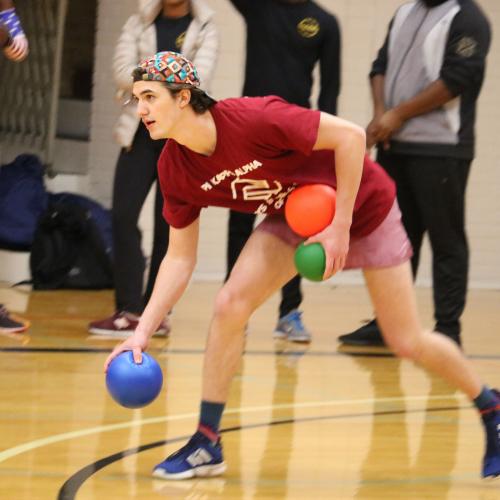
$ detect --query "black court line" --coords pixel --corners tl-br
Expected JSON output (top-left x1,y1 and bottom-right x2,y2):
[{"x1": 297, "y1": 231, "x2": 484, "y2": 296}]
[
  {"x1": 2, "y1": 345, "x2": 500, "y2": 361},
  {"x1": 57, "y1": 404, "x2": 466, "y2": 500},
  {"x1": 0, "y1": 346, "x2": 111, "y2": 353}
]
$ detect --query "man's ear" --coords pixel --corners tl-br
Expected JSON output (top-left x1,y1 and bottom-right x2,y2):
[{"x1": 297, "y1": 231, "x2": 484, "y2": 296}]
[{"x1": 178, "y1": 89, "x2": 192, "y2": 109}]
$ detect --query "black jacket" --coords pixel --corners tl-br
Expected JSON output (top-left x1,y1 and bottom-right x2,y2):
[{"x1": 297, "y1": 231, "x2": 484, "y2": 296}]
[{"x1": 230, "y1": 0, "x2": 341, "y2": 114}]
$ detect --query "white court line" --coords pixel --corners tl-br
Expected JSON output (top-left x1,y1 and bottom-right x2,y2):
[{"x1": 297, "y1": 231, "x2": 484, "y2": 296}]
[{"x1": 0, "y1": 393, "x2": 467, "y2": 463}]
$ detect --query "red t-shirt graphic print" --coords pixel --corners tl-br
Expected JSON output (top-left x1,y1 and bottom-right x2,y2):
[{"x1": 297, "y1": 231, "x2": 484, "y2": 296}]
[{"x1": 157, "y1": 96, "x2": 395, "y2": 237}]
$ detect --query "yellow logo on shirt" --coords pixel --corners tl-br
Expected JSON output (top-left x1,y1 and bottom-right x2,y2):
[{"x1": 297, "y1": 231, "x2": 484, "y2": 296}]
[
  {"x1": 176, "y1": 31, "x2": 186, "y2": 49},
  {"x1": 455, "y1": 36, "x2": 477, "y2": 58},
  {"x1": 297, "y1": 17, "x2": 320, "y2": 38}
]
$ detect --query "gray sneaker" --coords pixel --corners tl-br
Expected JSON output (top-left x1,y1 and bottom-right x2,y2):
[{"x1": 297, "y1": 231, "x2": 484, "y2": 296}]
[{"x1": 273, "y1": 309, "x2": 311, "y2": 343}]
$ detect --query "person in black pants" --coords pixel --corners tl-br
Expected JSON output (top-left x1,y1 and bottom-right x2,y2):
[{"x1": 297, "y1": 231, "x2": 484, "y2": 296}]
[
  {"x1": 89, "y1": 0, "x2": 218, "y2": 336},
  {"x1": 227, "y1": 0, "x2": 341, "y2": 342},
  {"x1": 339, "y1": 0, "x2": 491, "y2": 347},
  {"x1": 107, "y1": 124, "x2": 167, "y2": 330}
]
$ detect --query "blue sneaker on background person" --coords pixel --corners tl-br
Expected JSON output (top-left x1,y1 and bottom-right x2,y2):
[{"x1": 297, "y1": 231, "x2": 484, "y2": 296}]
[
  {"x1": 273, "y1": 309, "x2": 311, "y2": 343},
  {"x1": 481, "y1": 389, "x2": 500, "y2": 478},
  {"x1": 153, "y1": 432, "x2": 226, "y2": 480}
]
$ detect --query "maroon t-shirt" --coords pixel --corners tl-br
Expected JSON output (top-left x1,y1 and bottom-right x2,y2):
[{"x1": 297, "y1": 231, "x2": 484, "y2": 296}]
[{"x1": 158, "y1": 96, "x2": 395, "y2": 237}]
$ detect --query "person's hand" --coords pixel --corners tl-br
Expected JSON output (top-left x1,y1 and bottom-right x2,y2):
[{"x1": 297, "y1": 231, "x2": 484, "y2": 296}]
[
  {"x1": 3, "y1": 34, "x2": 29, "y2": 62},
  {"x1": 104, "y1": 331, "x2": 150, "y2": 372},
  {"x1": 366, "y1": 111, "x2": 384, "y2": 150},
  {"x1": 366, "y1": 116, "x2": 382, "y2": 149},
  {"x1": 376, "y1": 109, "x2": 405, "y2": 148},
  {"x1": 305, "y1": 219, "x2": 350, "y2": 279}
]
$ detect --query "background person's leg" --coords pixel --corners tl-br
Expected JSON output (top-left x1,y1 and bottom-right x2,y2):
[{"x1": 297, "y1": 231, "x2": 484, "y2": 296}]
[
  {"x1": 89, "y1": 134, "x2": 157, "y2": 336},
  {"x1": 112, "y1": 126, "x2": 158, "y2": 314},
  {"x1": 339, "y1": 151, "x2": 424, "y2": 346},
  {"x1": 279, "y1": 275, "x2": 302, "y2": 318},
  {"x1": 275, "y1": 274, "x2": 311, "y2": 342},
  {"x1": 407, "y1": 156, "x2": 471, "y2": 344},
  {"x1": 363, "y1": 262, "x2": 481, "y2": 398},
  {"x1": 382, "y1": 152, "x2": 425, "y2": 278},
  {"x1": 143, "y1": 178, "x2": 170, "y2": 307}
]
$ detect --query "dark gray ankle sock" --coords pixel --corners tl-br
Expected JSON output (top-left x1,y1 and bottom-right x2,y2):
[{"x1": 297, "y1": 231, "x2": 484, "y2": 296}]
[{"x1": 198, "y1": 400, "x2": 225, "y2": 441}]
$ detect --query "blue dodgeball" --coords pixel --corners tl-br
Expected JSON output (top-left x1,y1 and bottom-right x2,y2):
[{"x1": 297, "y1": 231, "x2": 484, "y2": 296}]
[{"x1": 106, "y1": 351, "x2": 163, "y2": 408}]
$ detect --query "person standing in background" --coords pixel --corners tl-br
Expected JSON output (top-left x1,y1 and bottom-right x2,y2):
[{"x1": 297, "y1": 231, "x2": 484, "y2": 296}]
[
  {"x1": 226, "y1": 0, "x2": 341, "y2": 342},
  {"x1": 88, "y1": 0, "x2": 218, "y2": 336},
  {"x1": 339, "y1": 0, "x2": 491, "y2": 348}
]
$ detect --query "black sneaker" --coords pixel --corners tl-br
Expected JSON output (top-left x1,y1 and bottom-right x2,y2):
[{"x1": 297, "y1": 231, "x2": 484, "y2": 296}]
[
  {"x1": 339, "y1": 319, "x2": 462, "y2": 347},
  {"x1": 338, "y1": 319, "x2": 385, "y2": 346}
]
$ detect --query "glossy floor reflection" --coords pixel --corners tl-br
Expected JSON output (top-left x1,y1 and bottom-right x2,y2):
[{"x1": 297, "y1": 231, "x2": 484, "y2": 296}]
[{"x1": 1, "y1": 283, "x2": 500, "y2": 499}]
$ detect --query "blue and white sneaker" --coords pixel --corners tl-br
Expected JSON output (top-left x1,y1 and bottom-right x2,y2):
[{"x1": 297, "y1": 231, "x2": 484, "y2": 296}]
[
  {"x1": 153, "y1": 432, "x2": 227, "y2": 480},
  {"x1": 481, "y1": 390, "x2": 500, "y2": 478},
  {"x1": 273, "y1": 309, "x2": 311, "y2": 343}
]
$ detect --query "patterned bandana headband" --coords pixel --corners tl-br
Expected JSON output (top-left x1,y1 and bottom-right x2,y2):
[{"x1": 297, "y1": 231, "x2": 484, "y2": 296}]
[{"x1": 133, "y1": 51, "x2": 201, "y2": 87}]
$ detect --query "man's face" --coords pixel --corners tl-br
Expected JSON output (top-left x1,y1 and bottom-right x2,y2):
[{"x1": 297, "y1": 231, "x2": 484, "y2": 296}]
[{"x1": 133, "y1": 81, "x2": 181, "y2": 139}]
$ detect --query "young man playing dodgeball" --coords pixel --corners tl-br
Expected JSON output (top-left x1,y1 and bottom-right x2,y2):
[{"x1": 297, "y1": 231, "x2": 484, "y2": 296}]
[{"x1": 105, "y1": 51, "x2": 500, "y2": 480}]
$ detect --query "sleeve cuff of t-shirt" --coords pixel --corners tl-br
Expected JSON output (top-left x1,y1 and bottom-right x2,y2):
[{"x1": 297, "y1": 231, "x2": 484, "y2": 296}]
[
  {"x1": 440, "y1": 73, "x2": 465, "y2": 97},
  {"x1": 369, "y1": 69, "x2": 385, "y2": 79}
]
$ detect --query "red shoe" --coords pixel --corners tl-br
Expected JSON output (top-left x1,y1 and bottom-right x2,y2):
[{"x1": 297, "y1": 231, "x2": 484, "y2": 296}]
[
  {"x1": 0, "y1": 304, "x2": 30, "y2": 333},
  {"x1": 88, "y1": 311, "x2": 170, "y2": 337}
]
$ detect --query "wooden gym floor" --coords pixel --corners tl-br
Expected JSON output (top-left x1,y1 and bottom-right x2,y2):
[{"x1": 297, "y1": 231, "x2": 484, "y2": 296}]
[{"x1": 1, "y1": 282, "x2": 500, "y2": 499}]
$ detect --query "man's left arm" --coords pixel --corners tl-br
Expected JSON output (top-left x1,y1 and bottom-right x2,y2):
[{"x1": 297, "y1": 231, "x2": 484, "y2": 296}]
[
  {"x1": 375, "y1": 9, "x2": 491, "y2": 142},
  {"x1": 439, "y1": 7, "x2": 491, "y2": 99},
  {"x1": 318, "y1": 14, "x2": 341, "y2": 115}
]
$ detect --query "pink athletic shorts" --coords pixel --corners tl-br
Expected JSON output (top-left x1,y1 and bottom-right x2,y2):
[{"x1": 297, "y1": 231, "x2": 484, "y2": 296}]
[{"x1": 255, "y1": 200, "x2": 413, "y2": 270}]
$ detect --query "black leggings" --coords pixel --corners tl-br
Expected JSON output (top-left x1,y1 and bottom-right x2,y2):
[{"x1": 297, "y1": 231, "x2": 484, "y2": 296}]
[
  {"x1": 112, "y1": 124, "x2": 169, "y2": 314},
  {"x1": 377, "y1": 149, "x2": 471, "y2": 338},
  {"x1": 226, "y1": 210, "x2": 302, "y2": 318}
]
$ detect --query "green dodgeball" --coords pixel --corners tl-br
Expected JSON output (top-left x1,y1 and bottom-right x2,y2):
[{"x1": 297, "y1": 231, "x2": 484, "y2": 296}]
[{"x1": 294, "y1": 242, "x2": 326, "y2": 282}]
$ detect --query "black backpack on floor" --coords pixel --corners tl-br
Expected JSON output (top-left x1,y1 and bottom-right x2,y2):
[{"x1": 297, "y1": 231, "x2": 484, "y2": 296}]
[{"x1": 29, "y1": 201, "x2": 113, "y2": 290}]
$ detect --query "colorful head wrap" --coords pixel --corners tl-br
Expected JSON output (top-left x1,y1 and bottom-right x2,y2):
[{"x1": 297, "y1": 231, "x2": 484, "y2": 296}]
[{"x1": 133, "y1": 51, "x2": 201, "y2": 87}]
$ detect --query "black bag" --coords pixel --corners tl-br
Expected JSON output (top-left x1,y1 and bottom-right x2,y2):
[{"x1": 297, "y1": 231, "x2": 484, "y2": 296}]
[
  {"x1": 29, "y1": 202, "x2": 114, "y2": 290},
  {"x1": 48, "y1": 192, "x2": 113, "y2": 257},
  {"x1": 0, "y1": 154, "x2": 48, "y2": 250}
]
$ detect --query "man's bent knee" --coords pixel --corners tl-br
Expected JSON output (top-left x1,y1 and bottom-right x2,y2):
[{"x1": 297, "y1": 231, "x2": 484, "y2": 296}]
[
  {"x1": 213, "y1": 286, "x2": 253, "y2": 325},
  {"x1": 384, "y1": 331, "x2": 426, "y2": 360}
]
